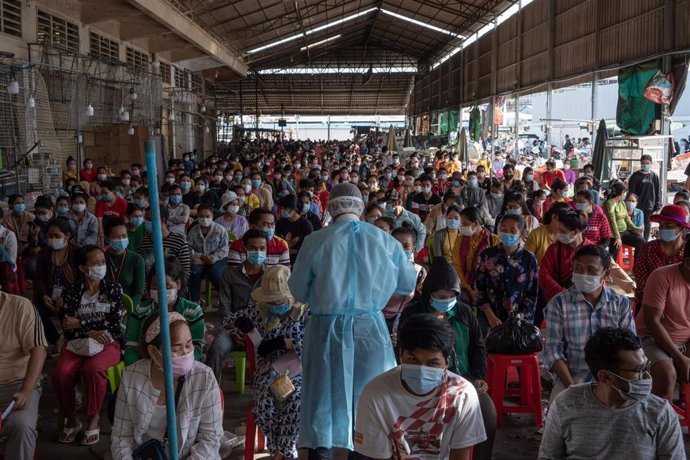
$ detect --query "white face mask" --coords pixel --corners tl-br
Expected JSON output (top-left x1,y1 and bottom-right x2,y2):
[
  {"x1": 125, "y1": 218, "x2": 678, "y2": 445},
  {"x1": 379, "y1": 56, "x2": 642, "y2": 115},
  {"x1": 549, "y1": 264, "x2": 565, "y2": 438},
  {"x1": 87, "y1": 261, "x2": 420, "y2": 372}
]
[
  {"x1": 97, "y1": 174, "x2": 107, "y2": 181},
  {"x1": 572, "y1": 273, "x2": 602, "y2": 293},
  {"x1": 198, "y1": 217, "x2": 212, "y2": 227},
  {"x1": 122, "y1": 179, "x2": 131, "y2": 186},
  {"x1": 87, "y1": 264, "x2": 107, "y2": 281},
  {"x1": 228, "y1": 205, "x2": 239, "y2": 214},
  {"x1": 459, "y1": 225, "x2": 475, "y2": 237},
  {"x1": 48, "y1": 238, "x2": 66, "y2": 251},
  {"x1": 150, "y1": 288, "x2": 178, "y2": 305},
  {"x1": 196, "y1": 184, "x2": 206, "y2": 192},
  {"x1": 72, "y1": 203, "x2": 86, "y2": 213},
  {"x1": 242, "y1": 184, "x2": 252, "y2": 193},
  {"x1": 558, "y1": 232, "x2": 576, "y2": 244}
]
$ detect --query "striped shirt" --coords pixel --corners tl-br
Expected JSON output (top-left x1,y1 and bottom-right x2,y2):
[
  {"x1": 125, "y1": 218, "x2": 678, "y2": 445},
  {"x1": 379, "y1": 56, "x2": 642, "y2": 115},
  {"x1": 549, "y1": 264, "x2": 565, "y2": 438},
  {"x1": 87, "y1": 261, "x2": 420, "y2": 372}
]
[
  {"x1": 228, "y1": 236, "x2": 290, "y2": 268},
  {"x1": 136, "y1": 231, "x2": 191, "y2": 281},
  {"x1": 0, "y1": 292, "x2": 47, "y2": 385},
  {"x1": 544, "y1": 285, "x2": 635, "y2": 375}
]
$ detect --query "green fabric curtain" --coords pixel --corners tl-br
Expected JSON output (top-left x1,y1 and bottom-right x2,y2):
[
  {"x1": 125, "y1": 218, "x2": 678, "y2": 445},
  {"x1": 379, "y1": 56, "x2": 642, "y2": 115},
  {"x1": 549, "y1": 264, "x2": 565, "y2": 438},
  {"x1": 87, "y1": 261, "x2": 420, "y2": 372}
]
[
  {"x1": 469, "y1": 107, "x2": 481, "y2": 142},
  {"x1": 616, "y1": 61, "x2": 660, "y2": 135}
]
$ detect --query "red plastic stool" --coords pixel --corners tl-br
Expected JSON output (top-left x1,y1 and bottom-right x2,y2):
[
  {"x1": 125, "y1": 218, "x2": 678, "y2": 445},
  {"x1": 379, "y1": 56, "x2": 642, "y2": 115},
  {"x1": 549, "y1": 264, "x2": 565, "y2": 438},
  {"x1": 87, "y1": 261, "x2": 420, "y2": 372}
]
[
  {"x1": 616, "y1": 244, "x2": 635, "y2": 272},
  {"x1": 486, "y1": 353, "x2": 543, "y2": 427},
  {"x1": 672, "y1": 382, "x2": 690, "y2": 427},
  {"x1": 244, "y1": 338, "x2": 266, "y2": 460}
]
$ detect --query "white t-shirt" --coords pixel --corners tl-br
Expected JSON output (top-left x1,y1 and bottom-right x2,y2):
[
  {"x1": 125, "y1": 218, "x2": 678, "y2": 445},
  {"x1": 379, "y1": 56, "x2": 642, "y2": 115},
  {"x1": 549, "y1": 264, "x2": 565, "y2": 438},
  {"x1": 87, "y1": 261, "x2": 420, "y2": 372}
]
[{"x1": 355, "y1": 367, "x2": 486, "y2": 460}]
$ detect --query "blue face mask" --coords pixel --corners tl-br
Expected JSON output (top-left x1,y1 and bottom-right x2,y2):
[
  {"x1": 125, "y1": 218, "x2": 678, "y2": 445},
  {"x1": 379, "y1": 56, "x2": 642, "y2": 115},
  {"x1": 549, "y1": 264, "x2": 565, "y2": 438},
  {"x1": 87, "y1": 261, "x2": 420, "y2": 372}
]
[
  {"x1": 101, "y1": 193, "x2": 113, "y2": 202},
  {"x1": 659, "y1": 229, "x2": 679, "y2": 242},
  {"x1": 499, "y1": 232, "x2": 520, "y2": 247},
  {"x1": 263, "y1": 228, "x2": 275, "y2": 240},
  {"x1": 56, "y1": 206, "x2": 69, "y2": 215},
  {"x1": 302, "y1": 204, "x2": 310, "y2": 214},
  {"x1": 281, "y1": 209, "x2": 292, "y2": 219},
  {"x1": 469, "y1": 178, "x2": 478, "y2": 187},
  {"x1": 131, "y1": 217, "x2": 144, "y2": 227},
  {"x1": 641, "y1": 164, "x2": 652, "y2": 172},
  {"x1": 404, "y1": 250, "x2": 414, "y2": 261},
  {"x1": 367, "y1": 217, "x2": 378, "y2": 224},
  {"x1": 431, "y1": 296, "x2": 457, "y2": 313},
  {"x1": 109, "y1": 237, "x2": 129, "y2": 252},
  {"x1": 251, "y1": 179, "x2": 262, "y2": 189},
  {"x1": 385, "y1": 204, "x2": 394, "y2": 215},
  {"x1": 446, "y1": 218, "x2": 461, "y2": 230},
  {"x1": 525, "y1": 174, "x2": 534, "y2": 181},
  {"x1": 144, "y1": 221, "x2": 153, "y2": 232},
  {"x1": 170, "y1": 195, "x2": 182, "y2": 205},
  {"x1": 180, "y1": 181, "x2": 191, "y2": 191},
  {"x1": 246, "y1": 250, "x2": 266, "y2": 265},
  {"x1": 401, "y1": 364, "x2": 444, "y2": 395},
  {"x1": 575, "y1": 202, "x2": 589, "y2": 212},
  {"x1": 134, "y1": 199, "x2": 147, "y2": 209},
  {"x1": 421, "y1": 186, "x2": 432, "y2": 194},
  {"x1": 13, "y1": 203, "x2": 26, "y2": 213},
  {"x1": 506, "y1": 208, "x2": 522, "y2": 216},
  {"x1": 269, "y1": 302, "x2": 291, "y2": 316}
]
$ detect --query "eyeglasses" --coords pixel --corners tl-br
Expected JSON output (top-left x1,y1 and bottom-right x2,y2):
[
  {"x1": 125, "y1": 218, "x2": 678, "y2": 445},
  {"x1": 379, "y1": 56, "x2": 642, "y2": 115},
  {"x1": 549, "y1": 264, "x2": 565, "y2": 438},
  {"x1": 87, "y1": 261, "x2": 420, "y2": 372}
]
[{"x1": 616, "y1": 361, "x2": 652, "y2": 380}]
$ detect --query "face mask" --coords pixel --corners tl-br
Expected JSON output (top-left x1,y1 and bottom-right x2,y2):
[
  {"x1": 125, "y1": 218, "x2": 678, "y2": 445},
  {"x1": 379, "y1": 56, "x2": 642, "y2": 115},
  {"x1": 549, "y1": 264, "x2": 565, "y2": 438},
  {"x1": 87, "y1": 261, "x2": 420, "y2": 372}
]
[
  {"x1": 246, "y1": 250, "x2": 266, "y2": 265},
  {"x1": 405, "y1": 179, "x2": 414, "y2": 186},
  {"x1": 430, "y1": 173, "x2": 437, "y2": 180},
  {"x1": 607, "y1": 371, "x2": 652, "y2": 401},
  {"x1": 459, "y1": 225, "x2": 475, "y2": 236},
  {"x1": 321, "y1": 175, "x2": 329, "y2": 181},
  {"x1": 86, "y1": 163, "x2": 94, "y2": 169},
  {"x1": 263, "y1": 228, "x2": 275, "y2": 240},
  {"x1": 491, "y1": 192, "x2": 503, "y2": 199},
  {"x1": 87, "y1": 264, "x2": 107, "y2": 280},
  {"x1": 469, "y1": 178, "x2": 478, "y2": 187},
  {"x1": 504, "y1": 174, "x2": 514, "y2": 181},
  {"x1": 198, "y1": 217, "x2": 212, "y2": 227},
  {"x1": 150, "y1": 288, "x2": 178, "y2": 305},
  {"x1": 572, "y1": 272, "x2": 603, "y2": 293},
  {"x1": 625, "y1": 202, "x2": 636, "y2": 212},
  {"x1": 56, "y1": 206, "x2": 69, "y2": 215},
  {"x1": 478, "y1": 172, "x2": 486, "y2": 179},
  {"x1": 144, "y1": 221, "x2": 153, "y2": 232},
  {"x1": 180, "y1": 181, "x2": 191, "y2": 190},
  {"x1": 48, "y1": 238, "x2": 66, "y2": 250},
  {"x1": 170, "y1": 349, "x2": 195, "y2": 377},
  {"x1": 499, "y1": 232, "x2": 520, "y2": 247},
  {"x1": 214, "y1": 176, "x2": 223, "y2": 183},
  {"x1": 196, "y1": 184, "x2": 206, "y2": 192},
  {"x1": 431, "y1": 296, "x2": 457, "y2": 313},
  {"x1": 169, "y1": 195, "x2": 182, "y2": 205},
  {"x1": 242, "y1": 184, "x2": 252, "y2": 193},
  {"x1": 281, "y1": 209, "x2": 292, "y2": 219},
  {"x1": 446, "y1": 218, "x2": 461, "y2": 230},
  {"x1": 225, "y1": 205, "x2": 239, "y2": 214},
  {"x1": 225, "y1": 175, "x2": 233, "y2": 182},
  {"x1": 384, "y1": 172, "x2": 392, "y2": 180},
  {"x1": 439, "y1": 174, "x2": 448, "y2": 181},
  {"x1": 506, "y1": 208, "x2": 522, "y2": 216},
  {"x1": 301, "y1": 204, "x2": 310, "y2": 214},
  {"x1": 97, "y1": 174, "x2": 107, "y2": 181},
  {"x1": 251, "y1": 180, "x2": 262, "y2": 189},
  {"x1": 131, "y1": 216, "x2": 144, "y2": 227},
  {"x1": 72, "y1": 203, "x2": 86, "y2": 213},
  {"x1": 563, "y1": 165, "x2": 571, "y2": 171},
  {"x1": 13, "y1": 203, "x2": 26, "y2": 213},
  {"x1": 421, "y1": 186, "x2": 432, "y2": 194},
  {"x1": 641, "y1": 164, "x2": 652, "y2": 172},
  {"x1": 101, "y1": 193, "x2": 113, "y2": 203},
  {"x1": 558, "y1": 232, "x2": 576, "y2": 244},
  {"x1": 385, "y1": 204, "x2": 394, "y2": 215},
  {"x1": 109, "y1": 237, "x2": 129, "y2": 252},
  {"x1": 575, "y1": 202, "x2": 589, "y2": 212},
  {"x1": 659, "y1": 229, "x2": 679, "y2": 242},
  {"x1": 269, "y1": 302, "x2": 291, "y2": 316},
  {"x1": 525, "y1": 174, "x2": 534, "y2": 181},
  {"x1": 134, "y1": 199, "x2": 147, "y2": 209},
  {"x1": 401, "y1": 364, "x2": 444, "y2": 395},
  {"x1": 294, "y1": 164, "x2": 301, "y2": 169},
  {"x1": 37, "y1": 213, "x2": 51, "y2": 222}
]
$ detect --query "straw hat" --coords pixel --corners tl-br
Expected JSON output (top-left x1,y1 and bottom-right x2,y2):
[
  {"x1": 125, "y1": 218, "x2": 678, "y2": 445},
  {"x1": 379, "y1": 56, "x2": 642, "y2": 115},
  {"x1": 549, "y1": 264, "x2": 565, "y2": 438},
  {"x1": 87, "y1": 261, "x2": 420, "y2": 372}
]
[{"x1": 251, "y1": 265, "x2": 293, "y2": 303}]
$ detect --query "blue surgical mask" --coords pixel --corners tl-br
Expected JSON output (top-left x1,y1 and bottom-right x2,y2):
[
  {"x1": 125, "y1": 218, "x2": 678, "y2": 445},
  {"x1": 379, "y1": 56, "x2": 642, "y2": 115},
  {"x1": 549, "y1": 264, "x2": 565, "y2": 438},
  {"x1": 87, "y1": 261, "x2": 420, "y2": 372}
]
[
  {"x1": 608, "y1": 371, "x2": 653, "y2": 401},
  {"x1": 469, "y1": 178, "x2": 478, "y2": 187},
  {"x1": 246, "y1": 250, "x2": 266, "y2": 265},
  {"x1": 281, "y1": 209, "x2": 292, "y2": 219},
  {"x1": 506, "y1": 208, "x2": 522, "y2": 216},
  {"x1": 641, "y1": 164, "x2": 652, "y2": 172},
  {"x1": 446, "y1": 218, "x2": 461, "y2": 230},
  {"x1": 491, "y1": 192, "x2": 503, "y2": 199},
  {"x1": 385, "y1": 204, "x2": 394, "y2": 215},
  {"x1": 170, "y1": 195, "x2": 182, "y2": 205},
  {"x1": 13, "y1": 203, "x2": 26, "y2": 213},
  {"x1": 101, "y1": 193, "x2": 113, "y2": 202},
  {"x1": 109, "y1": 237, "x2": 129, "y2": 252},
  {"x1": 302, "y1": 204, "x2": 310, "y2": 214},
  {"x1": 56, "y1": 206, "x2": 69, "y2": 215},
  {"x1": 401, "y1": 364, "x2": 444, "y2": 395},
  {"x1": 367, "y1": 217, "x2": 378, "y2": 224},
  {"x1": 251, "y1": 179, "x2": 262, "y2": 189},
  {"x1": 180, "y1": 181, "x2": 191, "y2": 191},
  {"x1": 404, "y1": 250, "x2": 414, "y2": 261},
  {"x1": 525, "y1": 174, "x2": 534, "y2": 181},
  {"x1": 134, "y1": 199, "x2": 147, "y2": 209},
  {"x1": 131, "y1": 217, "x2": 144, "y2": 227},
  {"x1": 575, "y1": 202, "x2": 589, "y2": 212},
  {"x1": 499, "y1": 232, "x2": 520, "y2": 247},
  {"x1": 431, "y1": 296, "x2": 457, "y2": 313},
  {"x1": 269, "y1": 303, "x2": 291, "y2": 316},
  {"x1": 263, "y1": 228, "x2": 275, "y2": 240},
  {"x1": 659, "y1": 229, "x2": 679, "y2": 242},
  {"x1": 421, "y1": 186, "x2": 432, "y2": 194}
]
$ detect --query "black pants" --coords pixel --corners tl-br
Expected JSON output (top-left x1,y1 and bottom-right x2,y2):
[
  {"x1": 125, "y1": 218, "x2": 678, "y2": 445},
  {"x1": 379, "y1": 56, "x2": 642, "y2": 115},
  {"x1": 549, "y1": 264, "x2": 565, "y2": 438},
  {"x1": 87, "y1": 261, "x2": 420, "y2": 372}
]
[
  {"x1": 34, "y1": 300, "x2": 60, "y2": 344},
  {"x1": 641, "y1": 208, "x2": 654, "y2": 241},
  {"x1": 307, "y1": 449, "x2": 370, "y2": 460},
  {"x1": 609, "y1": 230, "x2": 646, "y2": 262}
]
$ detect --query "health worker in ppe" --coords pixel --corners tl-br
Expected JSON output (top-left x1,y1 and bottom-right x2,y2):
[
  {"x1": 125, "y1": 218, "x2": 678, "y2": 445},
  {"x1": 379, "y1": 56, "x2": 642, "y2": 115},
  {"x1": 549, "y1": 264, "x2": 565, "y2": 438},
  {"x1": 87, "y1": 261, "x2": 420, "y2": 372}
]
[{"x1": 288, "y1": 182, "x2": 417, "y2": 458}]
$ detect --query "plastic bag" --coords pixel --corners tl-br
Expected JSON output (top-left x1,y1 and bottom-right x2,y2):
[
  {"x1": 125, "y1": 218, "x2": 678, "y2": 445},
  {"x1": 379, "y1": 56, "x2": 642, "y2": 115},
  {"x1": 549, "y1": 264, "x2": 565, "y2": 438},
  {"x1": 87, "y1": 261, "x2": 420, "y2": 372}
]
[
  {"x1": 485, "y1": 316, "x2": 543, "y2": 354},
  {"x1": 644, "y1": 70, "x2": 675, "y2": 105}
]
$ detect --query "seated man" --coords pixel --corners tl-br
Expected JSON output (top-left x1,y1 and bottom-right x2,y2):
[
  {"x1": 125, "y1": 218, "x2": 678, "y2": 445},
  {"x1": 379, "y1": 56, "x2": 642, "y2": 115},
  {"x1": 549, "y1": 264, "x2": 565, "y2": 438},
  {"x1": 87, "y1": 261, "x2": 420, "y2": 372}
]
[
  {"x1": 355, "y1": 313, "x2": 486, "y2": 460},
  {"x1": 539, "y1": 328, "x2": 684, "y2": 459},
  {"x1": 544, "y1": 245, "x2": 635, "y2": 401},
  {"x1": 205, "y1": 229, "x2": 267, "y2": 379},
  {"x1": 635, "y1": 240, "x2": 690, "y2": 402},
  {"x1": 228, "y1": 208, "x2": 290, "y2": 268},
  {"x1": 0, "y1": 292, "x2": 47, "y2": 460}
]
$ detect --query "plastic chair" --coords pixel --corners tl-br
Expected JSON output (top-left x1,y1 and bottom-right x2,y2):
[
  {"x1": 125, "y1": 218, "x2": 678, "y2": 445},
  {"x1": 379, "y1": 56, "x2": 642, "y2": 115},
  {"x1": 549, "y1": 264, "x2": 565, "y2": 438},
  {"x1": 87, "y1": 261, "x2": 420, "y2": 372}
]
[
  {"x1": 244, "y1": 338, "x2": 266, "y2": 460},
  {"x1": 106, "y1": 361, "x2": 125, "y2": 394},
  {"x1": 486, "y1": 353, "x2": 543, "y2": 427},
  {"x1": 227, "y1": 351, "x2": 247, "y2": 394},
  {"x1": 204, "y1": 278, "x2": 213, "y2": 307},
  {"x1": 616, "y1": 244, "x2": 635, "y2": 272},
  {"x1": 121, "y1": 293, "x2": 134, "y2": 316},
  {"x1": 672, "y1": 382, "x2": 690, "y2": 427}
]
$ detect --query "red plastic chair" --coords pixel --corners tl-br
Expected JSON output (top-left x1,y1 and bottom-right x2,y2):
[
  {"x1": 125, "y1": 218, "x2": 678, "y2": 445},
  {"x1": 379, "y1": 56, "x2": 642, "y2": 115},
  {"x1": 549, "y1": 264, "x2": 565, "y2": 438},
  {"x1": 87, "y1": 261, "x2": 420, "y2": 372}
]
[
  {"x1": 616, "y1": 244, "x2": 635, "y2": 272},
  {"x1": 486, "y1": 353, "x2": 543, "y2": 427},
  {"x1": 244, "y1": 338, "x2": 266, "y2": 460},
  {"x1": 672, "y1": 382, "x2": 690, "y2": 427}
]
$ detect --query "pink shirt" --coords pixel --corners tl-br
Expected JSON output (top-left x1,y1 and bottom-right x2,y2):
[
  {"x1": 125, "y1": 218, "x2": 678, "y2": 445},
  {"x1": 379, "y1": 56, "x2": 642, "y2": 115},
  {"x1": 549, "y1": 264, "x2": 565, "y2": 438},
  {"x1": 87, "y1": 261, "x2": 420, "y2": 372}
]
[{"x1": 636, "y1": 264, "x2": 690, "y2": 343}]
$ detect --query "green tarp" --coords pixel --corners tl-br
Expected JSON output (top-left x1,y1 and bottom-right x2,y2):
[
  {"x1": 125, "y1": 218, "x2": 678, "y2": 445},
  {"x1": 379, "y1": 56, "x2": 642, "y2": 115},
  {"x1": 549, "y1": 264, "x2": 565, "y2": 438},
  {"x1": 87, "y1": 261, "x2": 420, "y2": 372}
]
[{"x1": 616, "y1": 61, "x2": 659, "y2": 136}]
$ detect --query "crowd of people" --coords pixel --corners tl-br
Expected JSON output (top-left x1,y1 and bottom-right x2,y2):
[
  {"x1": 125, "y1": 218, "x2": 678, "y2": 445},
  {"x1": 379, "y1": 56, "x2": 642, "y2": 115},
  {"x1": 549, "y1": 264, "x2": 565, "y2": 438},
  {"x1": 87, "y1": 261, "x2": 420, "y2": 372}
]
[{"x1": 0, "y1": 136, "x2": 688, "y2": 459}]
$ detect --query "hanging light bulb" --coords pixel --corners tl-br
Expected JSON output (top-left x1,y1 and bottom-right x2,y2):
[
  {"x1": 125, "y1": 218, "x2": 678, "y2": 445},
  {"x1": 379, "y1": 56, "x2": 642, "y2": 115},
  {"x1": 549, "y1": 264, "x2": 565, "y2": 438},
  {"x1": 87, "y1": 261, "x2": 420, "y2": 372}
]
[
  {"x1": 27, "y1": 95, "x2": 36, "y2": 109},
  {"x1": 121, "y1": 111, "x2": 130, "y2": 122},
  {"x1": 130, "y1": 91, "x2": 138, "y2": 101},
  {"x1": 85, "y1": 104, "x2": 94, "y2": 117},
  {"x1": 205, "y1": 126, "x2": 210, "y2": 133},
  {"x1": 128, "y1": 125, "x2": 135, "y2": 136},
  {"x1": 155, "y1": 127, "x2": 161, "y2": 135},
  {"x1": 7, "y1": 80, "x2": 19, "y2": 95}
]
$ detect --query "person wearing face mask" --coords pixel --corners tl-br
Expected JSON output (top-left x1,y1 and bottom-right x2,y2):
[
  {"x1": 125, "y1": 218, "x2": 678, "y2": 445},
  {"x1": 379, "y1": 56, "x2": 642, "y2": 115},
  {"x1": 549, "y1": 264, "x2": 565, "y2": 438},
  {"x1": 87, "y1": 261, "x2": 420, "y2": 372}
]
[
  {"x1": 632, "y1": 205, "x2": 689, "y2": 313},
  {"x1": 0, "y1": 214, "x2": 17, "y2": 274},
  {"x1": 501, "y1": 163, "x2": 517, "y2": 190},
  {"x1": 543, "y1": 179, "x2": 570, "y2": 214},
  {"x1": 451, "y1": 207, "x2": 499, "y2": 306},
  {"x1": 215, "y1": 191, "x2": 249, "y2": 238},
  {"x1": 521, "y1": 166, "x2": 539, "y2": 198},
  {"x1": 475, "y1": 214, "x2": 539, "y2": 336},
  {"x1": 26, "y1": 196, "x2": 54, "y2": 258},
  {"x1": 209, "y1": 168, "x2": 227, "y2": 197},
  {"x1": 540, "y1": 159, "x2": 565, "y2": 191},
  {"x1": 194, "y1": 177, "x2": 223, "y2": 215},
  {"x1": 398, "y1": 259, "x2": 496, "y2": 460},
  {"x1": 124, "y1": 258, "x2": 204, "y2": 366},
  {"x1": 95, "y1": 181, "x2": 128, "y2": 244},
  {"x1": 113, "y1": 313, "x2": 223, "y2": 459},
  {"x1": 166, "y1": 184, "x2": 191, "y2": 236},
  {"x1": 296, "y1": 190, "x2": 322, "y2": 231},
  {"x1": 228, "y1": 208, "x2": 290, "y2": 268},
  {"x1": 65, "y1": 193, "x2": 95, "y2": 247},
  {"x1": 126, "y1": 204, "x2": 146, "y2": 251},
  {"x1": 3, "y1": 195, "x2": 35, "y2": 260},
  {"x1": 604, "y1": 180, "x2": 645, "y2": 261},
  {"x1": 31, "y1": 218, "x2": 79, "y2": 345},
  {"x1": 276, "y1": 195, "x2": 314, "y2": 265},
  {"x1": 561, "y1": 159, "x2": 576, "y2": 194},
  {"x1": 186, "y1": 204, "x2": 229, "y2": 304},
  {"x1": 539, "y1": 327, "x2": 684, "y2": 460},
  {"x1": 624, "y1": 192, "x2": 644, "y2": 229},
  {"x1": 627, "y1": 154, "x2": 661, "y2": 241},
  {"x1": 424, "y1": 192, "x2": 458, "y2": 235},
  {"x1": 459, "y1": 171, "x2": 486, "y2": 211},
  {"x1": 53, "y1": 245, "x2": 123, "y2": 445},
  {"x1": 250, "y1": 173, "x2": 275, "y2": 210},
  {"x1": 573, "y1": 189, "x2": 613, "y2": 247},
  {"x1": 544, "y1": 245, "x2": 635, "y2": 402},
  {"x1": 539, "y1": 209, "x2": 595, "y2": 302},
  {"x1": 429, "y1": 204, "x2": 463, "y2": 263},
  {"x1": 103, "y1": 217, "x2": 145, "y2": 308},
  {"x1": 80, "y1": 158, "x2": 98, "y2": 183},
  {"x1": 114, "y1": 171, "x2": 134, "y2": 202},
  {"x1": 493, "y1": 192, "x2": 539, "y2": 242},
  {"x1": 355, "y1": 313, "x2": 486, "y2": 460},
  {"x1": 476, "y1": 164, "x2": 492, "y2": 192},
  {"x1": 225, "y1": 265, "x2": 307, "y2": 460},
  {"x1": 410, "y1": 174, "x2": 441, "y2": 223},
  {"x1": 383, "y1": 189, "x2": 427, "y2": 252},
  {"x1": 482, "y1": 179, "x2": 505, "y2": 226},
  {"x1": 137, "y1": 205, "x2": 191, "y2": 283}
]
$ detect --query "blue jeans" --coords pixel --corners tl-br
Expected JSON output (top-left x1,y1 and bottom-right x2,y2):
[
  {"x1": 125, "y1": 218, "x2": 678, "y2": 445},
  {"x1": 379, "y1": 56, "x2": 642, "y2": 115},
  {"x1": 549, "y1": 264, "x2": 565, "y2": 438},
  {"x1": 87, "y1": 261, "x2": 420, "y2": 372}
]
[
  {"x1": 205, "y1": 330, "x2": 236, "y2": 379},
  {"x1": 188, "y1": 259, "x2": 227, "y2": 302}
]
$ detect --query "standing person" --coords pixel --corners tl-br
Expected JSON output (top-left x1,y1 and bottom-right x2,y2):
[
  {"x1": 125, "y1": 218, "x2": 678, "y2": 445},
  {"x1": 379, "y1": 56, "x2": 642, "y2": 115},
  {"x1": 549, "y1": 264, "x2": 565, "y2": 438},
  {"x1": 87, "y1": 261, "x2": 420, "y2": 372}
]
[
  {"x1": 627, "y1": 154, "x2": 662, "y2": 240},
  {"x1": 276, "y1": 194, "x2": 313, "y2": 265},
  {"x1": 603, "y1": 181, "x2": 645, "y2": 261},
  {"x1": 288, "y1": 183, "x2": 417, "y2": 458},
  {"x1": 0, "y1": 292, "x2": 47, "y2": 460}
]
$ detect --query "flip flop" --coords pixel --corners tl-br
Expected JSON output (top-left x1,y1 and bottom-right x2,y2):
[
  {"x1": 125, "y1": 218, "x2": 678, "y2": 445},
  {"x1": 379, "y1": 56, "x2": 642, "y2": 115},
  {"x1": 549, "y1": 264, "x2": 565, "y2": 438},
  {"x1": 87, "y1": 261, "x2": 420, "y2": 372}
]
[
  {"x1": 58, "y1": 422, "x2": 82, "y2": 444},
  {"x1": 81, "y1": 428, "x2": 100, "y2": 445}
]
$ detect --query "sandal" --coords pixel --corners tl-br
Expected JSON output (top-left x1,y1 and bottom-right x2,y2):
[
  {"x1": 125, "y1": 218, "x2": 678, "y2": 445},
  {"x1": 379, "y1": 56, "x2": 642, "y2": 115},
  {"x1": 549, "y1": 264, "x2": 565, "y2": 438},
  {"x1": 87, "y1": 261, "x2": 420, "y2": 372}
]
[
  {"x1": 58, "y1": 423, "x2": 82, "y2": 444},
  {"x1": 81, "y1": 428, "x2": 100, "y2": 445}
]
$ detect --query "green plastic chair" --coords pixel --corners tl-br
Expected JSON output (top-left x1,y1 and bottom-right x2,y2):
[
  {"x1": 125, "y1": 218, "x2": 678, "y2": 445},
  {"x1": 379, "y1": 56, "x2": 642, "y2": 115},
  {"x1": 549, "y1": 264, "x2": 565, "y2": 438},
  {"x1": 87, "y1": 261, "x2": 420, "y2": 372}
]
[
  {"x1": 221, "y1": 351, "x2": 247, "y2": 394},
  {"x1": 121, "y1": 293, "x2": 134, "y2": 316}
]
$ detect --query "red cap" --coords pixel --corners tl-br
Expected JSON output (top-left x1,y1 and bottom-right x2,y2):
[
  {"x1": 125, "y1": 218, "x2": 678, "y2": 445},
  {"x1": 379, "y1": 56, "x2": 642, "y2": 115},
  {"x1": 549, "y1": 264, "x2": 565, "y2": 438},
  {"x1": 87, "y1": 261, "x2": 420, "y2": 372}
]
[{"x1": 650, "y1": 204, "x2": 690, "y2": 229}]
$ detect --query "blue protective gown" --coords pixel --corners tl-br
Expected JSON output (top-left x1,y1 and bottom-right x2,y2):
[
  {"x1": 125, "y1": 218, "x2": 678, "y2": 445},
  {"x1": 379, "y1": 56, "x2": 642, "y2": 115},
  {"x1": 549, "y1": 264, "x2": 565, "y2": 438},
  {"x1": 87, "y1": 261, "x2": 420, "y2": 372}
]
[{"x1": 289, "y1": 214, "x2": 417, "y2": 450}]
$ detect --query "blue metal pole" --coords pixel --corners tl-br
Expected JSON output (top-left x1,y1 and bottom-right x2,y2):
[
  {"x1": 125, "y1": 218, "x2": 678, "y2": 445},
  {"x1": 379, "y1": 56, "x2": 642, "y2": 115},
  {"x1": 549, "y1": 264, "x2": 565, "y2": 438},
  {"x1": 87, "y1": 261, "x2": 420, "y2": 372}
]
[{"x1": 145, "y1": 139, "x2": 179, "y2": 460}]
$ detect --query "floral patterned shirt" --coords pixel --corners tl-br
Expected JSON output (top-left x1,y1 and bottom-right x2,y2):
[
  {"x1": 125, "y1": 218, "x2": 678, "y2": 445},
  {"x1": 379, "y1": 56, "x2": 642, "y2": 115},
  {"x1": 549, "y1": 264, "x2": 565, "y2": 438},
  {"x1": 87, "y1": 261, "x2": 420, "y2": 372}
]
[{"x1": 475, "y1": 245, "x2": 539, "y2": 322}]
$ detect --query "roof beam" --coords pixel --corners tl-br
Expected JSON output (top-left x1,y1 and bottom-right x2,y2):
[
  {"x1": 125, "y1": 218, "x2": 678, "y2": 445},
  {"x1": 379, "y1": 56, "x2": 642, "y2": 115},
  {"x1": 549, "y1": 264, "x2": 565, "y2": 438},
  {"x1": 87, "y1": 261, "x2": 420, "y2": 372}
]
[
  {"x1": 148, "y1": 36, "x2": 190, "y2": 54},
  {"x1": 123, "y1": 0, "x2": 247, "y2": 77},
  {"x1": 81, "y1": 5, "x2": 143, "y2": 24}
]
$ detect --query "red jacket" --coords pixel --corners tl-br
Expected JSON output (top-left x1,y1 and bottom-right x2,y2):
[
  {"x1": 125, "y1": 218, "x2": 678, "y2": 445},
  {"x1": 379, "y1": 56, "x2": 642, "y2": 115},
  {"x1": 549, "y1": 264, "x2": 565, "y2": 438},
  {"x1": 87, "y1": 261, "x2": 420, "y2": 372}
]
[{"x1": 539, "y1": 238, "x2": 595, "y2": 301}]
